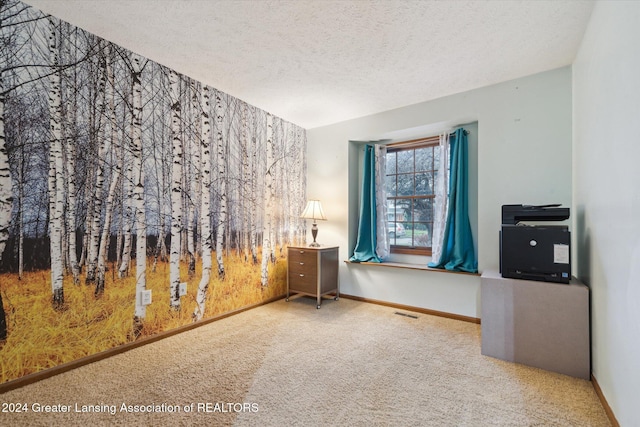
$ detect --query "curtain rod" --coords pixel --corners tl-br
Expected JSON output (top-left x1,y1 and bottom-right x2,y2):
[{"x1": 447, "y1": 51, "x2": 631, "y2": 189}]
[{"x1": 385, "y1": 129, "x2": 470, "y2": 148}]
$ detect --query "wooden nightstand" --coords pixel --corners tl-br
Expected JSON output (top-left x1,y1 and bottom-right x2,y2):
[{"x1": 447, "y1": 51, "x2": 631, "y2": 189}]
[{"x1": 286, "y1": 246, "x2": 339, "y2": 309}]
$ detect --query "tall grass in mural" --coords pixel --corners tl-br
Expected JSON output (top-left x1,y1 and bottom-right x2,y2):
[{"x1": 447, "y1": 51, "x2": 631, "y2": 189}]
[
  {"x1": 0, "y1": 252, "x2": 287, "y2": 383},
  {"x1": 0, "y1": 1, "x2": 307, "y2": 384}
]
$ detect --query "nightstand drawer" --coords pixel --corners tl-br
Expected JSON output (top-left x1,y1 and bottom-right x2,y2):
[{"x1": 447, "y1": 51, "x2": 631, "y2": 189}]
[
  {"x1": 288, "y1": 258, "x2": 317, "y2": 276},
  {"x1": 288, "y1": 249, "x2": 318, "y2": 265},
  {"x1": 289, "y1": 271, "x2": 318, "y2": 294}
]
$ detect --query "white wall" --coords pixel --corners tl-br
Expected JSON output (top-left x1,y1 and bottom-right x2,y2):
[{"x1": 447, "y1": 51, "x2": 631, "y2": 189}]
[
  {"x1": 573, "y1": 1, "x2": 640, "y2": 425},
  {"x1": 307, "y1": 67, "x2": 572, "y2": 318}
]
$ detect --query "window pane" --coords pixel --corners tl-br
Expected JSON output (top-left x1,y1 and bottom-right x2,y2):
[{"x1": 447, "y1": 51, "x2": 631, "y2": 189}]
[
  {"x1": 413, "y1": 198, "x2": 433, "y2": 222},
  {"x1": 397, "y1": 199, "x2": 410, "y2": 222},
  {"x1": 386, "y1": 199, "x2": 396, "y2": 245},
  {"x1": 415, "y1": 147, "x2": 432, "y2": 172},
  {"x1": 388, "y1": 222, "x2": 397, "y2": 246},
  {"x1": 414, "y1": 222, "x2": 432, "y2": 248},
  {"x1": 398, "y1": 200, "x2": 411, "y2": 247},
  {"x1": 385, "y1": 173, "x2": 396, "y2": 196},
  {"x1": 386, "y1": 151, "x2": 396, "y2": 175},
  {"x1": 397, "y1": 174, "x2": 413, "y2": 196},
  {"x1": 415, "y1": 172, "x2": 432, "y2": 195},
  {"x1": 434, "y1": 146, "x2": 441, "y2": 171},
  {"x1": 387, "y1": 199, "x2": 398, "y2": 222},
  {"x1": 428, "y1": 172, "x2": 435, "y2": 195},
  {"x1": 397, "y1": 150, "x2": 413, "y2": 174}
]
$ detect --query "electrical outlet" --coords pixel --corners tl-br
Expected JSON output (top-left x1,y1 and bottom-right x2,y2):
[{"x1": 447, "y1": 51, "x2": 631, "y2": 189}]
[
  {"x1": 141, "y1": 289, "x2": 152, "y2": 306},
  {"x1": 179, "y1": 282, "x2": 187, "y2": 297}
]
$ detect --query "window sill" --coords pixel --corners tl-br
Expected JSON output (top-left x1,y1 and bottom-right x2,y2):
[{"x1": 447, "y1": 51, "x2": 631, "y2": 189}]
[{"x1": 344, "y1": 260, "x2": 480, "y2": 276}]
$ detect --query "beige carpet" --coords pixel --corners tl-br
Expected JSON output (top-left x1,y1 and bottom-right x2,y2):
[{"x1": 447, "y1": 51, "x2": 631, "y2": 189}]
[{"x1": 1, "y1": 297, "x2": 610, "y2": 426}]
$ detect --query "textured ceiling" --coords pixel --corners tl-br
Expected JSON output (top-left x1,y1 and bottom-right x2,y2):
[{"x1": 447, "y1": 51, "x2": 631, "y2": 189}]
[{"x1": 22, "y1": 0, "x2": 594, "y2": 129}]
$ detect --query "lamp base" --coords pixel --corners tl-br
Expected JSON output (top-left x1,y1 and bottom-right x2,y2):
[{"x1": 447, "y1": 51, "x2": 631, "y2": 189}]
[{"x1": 309, "y1": 222, "x2": 320, "y2": 247}]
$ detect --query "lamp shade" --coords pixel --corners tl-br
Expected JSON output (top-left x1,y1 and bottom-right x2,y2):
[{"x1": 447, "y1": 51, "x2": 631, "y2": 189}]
[{"x1": 300, "y1": 200, "x2": 327, "y2": 221}]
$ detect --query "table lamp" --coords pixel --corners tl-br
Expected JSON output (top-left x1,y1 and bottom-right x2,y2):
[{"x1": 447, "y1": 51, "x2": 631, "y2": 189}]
[{"x1": 300, "y1": 200, "x2": 327, "y2": 247}]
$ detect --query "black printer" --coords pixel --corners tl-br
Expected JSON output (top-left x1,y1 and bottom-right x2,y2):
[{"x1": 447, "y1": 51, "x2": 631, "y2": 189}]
[{"x1": 500, "y1": 204, "x2": 571, "y2": 284}]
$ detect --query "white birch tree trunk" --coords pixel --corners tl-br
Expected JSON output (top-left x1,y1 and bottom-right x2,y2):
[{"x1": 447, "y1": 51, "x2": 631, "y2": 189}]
[
  {"x1": 116, "y1": 207, "x2": 123, "y2": 267},
  {"x1": 250, "y1": 131, "x2": 258, "y2": 265},
  {"x1": 116, "y1": 107, "x2": 128, "y2": 272},
  {"x1": 86, "y1": 45, "x2": 108, "y2": 284},
  {"x1": 96, "y1": 44, "x2": 119, "y2": 296},
  {"x1": 187, "y1": 81, "x2": 200, "y2": 277},
  {"x1": 286, "y1": 123, "x2": 296, "y2": 246},
  {"x1": 17, "y1": 160, "x2": 23, "y2": 279},
  {"x1": 65, "y1": 106, "x2": 79, "y2": 284},
  {"x1": 150, "y1": 67, "x2": 168, "y2": 271},
  {"x1": 0, "y1": 69, "x2": 11, "y2": 267},
  {"x1": 215, "y1": 91, "x2": 227, "y2": 279},
  {"x1": 297, "y1": 127, "x2": 308, "y2": 244},
  {"x1": 118, "y1": 127, "x2": 134, "y2": 278},
  {"x1": 61, "y1": 22, "x2": 80, "y2": 285},
  {"x1": 131, "y1": 53, "x2": 147, "y2": 330},
  {"x1": 240, "y1": 103, "x2": 251, "y2": 263},
  {"x1": 151, "y1": 128, "x2": 167, "y2": 271},
  {"x1": 274, "y1": 120, "x2": 284, "y2": 258},
  {"x1": 169, "y1": 69, "x2": 183, "y2": 310},
  {"x1": 0, "y1": 59, "x2": 10, "y2": 339},
  {"x1": 48, "y1": 17, "x2": 65, "y2": 309},
  {"x1": 194, "y1": 85, "x2": 211, "y2": 321},
  {"x1": 79, "y1": 178, "x2": 93, "y2": 270},
  {"x1": 260, "y1": 114, "x2": 274, "y2": 286}
]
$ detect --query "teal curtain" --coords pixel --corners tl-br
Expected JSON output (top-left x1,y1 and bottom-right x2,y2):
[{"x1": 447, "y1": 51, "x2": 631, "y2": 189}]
[
  {"x1": 428, "y1": 128, "x2": 477, "y2": 273},
  {"x1": 350, "y1": 144, "x2": 382, "y2": 263}
]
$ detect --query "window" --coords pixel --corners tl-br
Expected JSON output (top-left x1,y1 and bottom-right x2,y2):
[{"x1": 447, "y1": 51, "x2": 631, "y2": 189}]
[{"x1": 385, "y1": 137, "x2": 441, "y2": 255}]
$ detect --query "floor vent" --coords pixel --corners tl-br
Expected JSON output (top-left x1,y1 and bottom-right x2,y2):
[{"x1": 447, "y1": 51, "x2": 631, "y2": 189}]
[{"x1": 394, "y1": 311, "x2": 418, "y2": 319}]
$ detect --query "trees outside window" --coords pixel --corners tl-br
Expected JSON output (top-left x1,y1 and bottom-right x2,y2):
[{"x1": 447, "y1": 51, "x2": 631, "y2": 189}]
[{"x1": 385, "y1": 140, "x2": 440, "y2": 255}]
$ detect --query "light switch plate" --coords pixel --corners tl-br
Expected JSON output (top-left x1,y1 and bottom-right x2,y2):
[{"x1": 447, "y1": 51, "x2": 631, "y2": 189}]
[{"x1": 141, "y1": 289, "x2": 152, "y2": 306}]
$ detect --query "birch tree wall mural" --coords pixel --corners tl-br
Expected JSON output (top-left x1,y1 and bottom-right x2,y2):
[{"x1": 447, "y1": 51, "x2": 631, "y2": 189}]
[{"x1": 0, "y1": 1, "x2": 308, "y2": 384}]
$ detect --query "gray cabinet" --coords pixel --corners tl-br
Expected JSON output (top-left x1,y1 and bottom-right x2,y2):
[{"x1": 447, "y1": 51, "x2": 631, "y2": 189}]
[
  {"x1": 287, "y1": 246, "x2": 339, "y2": 309},
  {"x1": 481, "y1": 270, "x2": 590, "y2": 379}
]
